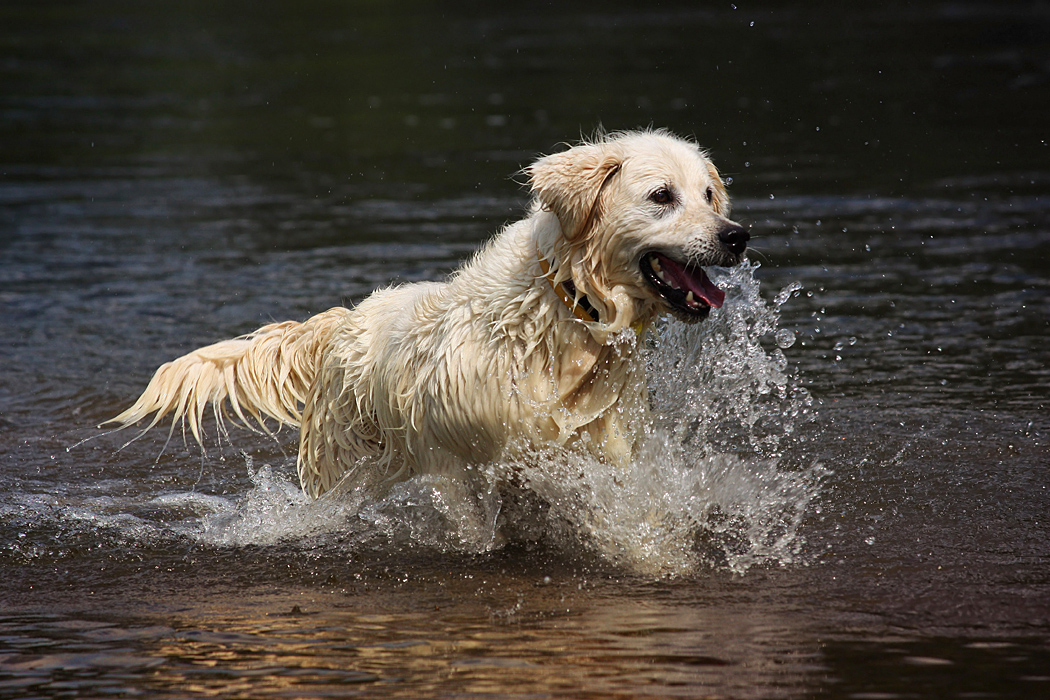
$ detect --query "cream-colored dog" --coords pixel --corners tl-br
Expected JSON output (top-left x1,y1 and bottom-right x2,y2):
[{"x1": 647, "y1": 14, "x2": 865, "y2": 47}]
[{"x1": 106, "y1": 130, "x2": 749, "y2": 498}]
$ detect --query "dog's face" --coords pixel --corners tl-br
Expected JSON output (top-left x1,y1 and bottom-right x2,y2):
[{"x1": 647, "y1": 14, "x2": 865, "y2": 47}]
[{"x1": 529, "y1": 131, "x2": 749, "y2": 324}]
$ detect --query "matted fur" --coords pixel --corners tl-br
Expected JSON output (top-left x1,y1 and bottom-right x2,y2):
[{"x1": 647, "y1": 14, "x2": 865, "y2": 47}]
[{"x1": 105, "y1": 130, "x2": 748, "y2": 498}]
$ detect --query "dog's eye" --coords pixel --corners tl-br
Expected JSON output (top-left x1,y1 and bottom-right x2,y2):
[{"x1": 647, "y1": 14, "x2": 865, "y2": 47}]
[
  {"x1": 704, "y1": 186, "x2": 714, "y2": 204},
  {"x1": 649, "y1": 188, "x2": 674, "y2": 205}
]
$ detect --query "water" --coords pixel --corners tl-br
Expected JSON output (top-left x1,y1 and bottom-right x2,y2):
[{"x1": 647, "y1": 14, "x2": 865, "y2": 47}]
[{"x1": 2, "y1": 1, "x2": 1049, "y2": 697}]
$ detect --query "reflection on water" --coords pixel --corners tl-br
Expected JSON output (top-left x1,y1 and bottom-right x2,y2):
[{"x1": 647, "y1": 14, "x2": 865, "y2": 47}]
[
  {"x1": 4, "y1": 587, "x2": 1050, "y2": 699},
  {"x1": 1, "y1": 590, "x2": 822, "y2": 699},
  {"x1": 2, "y1": 0, "x2": 1049, "y2": 698}
]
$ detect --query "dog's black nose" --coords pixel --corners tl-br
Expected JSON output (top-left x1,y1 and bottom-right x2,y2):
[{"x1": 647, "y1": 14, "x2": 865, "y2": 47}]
[{"x1": 719, "y1": 224, "x2": 750, "y2": 256}]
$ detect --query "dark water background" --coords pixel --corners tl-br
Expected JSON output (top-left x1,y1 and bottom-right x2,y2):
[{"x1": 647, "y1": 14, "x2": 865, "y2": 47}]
[{"x1": 2, "y1": 1, "x2": 1049, "y2": 698}]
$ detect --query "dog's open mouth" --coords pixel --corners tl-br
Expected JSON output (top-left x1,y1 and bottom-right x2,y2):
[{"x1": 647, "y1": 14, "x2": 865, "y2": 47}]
[{"x1": 640, "y1": 252, "x2": 725, "y2": 321}]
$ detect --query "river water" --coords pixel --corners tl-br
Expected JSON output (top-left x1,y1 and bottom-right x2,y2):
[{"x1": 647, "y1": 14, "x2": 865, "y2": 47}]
[{"x1": 2, "y1": 1, "x2": 1048, "y2": 698}]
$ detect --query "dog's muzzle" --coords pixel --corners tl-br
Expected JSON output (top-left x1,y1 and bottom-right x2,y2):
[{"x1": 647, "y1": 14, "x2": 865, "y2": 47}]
[{"x1": 640, "y1": 223, "x2": 749, "y2": 323}]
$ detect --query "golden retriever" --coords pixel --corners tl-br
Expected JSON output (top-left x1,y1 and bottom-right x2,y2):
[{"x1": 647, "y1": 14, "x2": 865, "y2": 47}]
[{"x1": 105, "y1": 130, "x2": 749, "y2": 498}]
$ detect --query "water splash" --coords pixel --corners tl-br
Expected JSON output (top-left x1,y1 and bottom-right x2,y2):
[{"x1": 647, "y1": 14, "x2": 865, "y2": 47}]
[
  {"x1": 194, "y1": 460, "x2": 504, "y2": 553},
  {"x1": 504, "y1": 441, "x2": 824, "y2": 576},
  {"x1": 198, "y1": 462, "x2": 333, "y2": 546},
  {"x1": 189, "y1": 261, "x2": 826, "y2": 576},
  {"x1": 648, "y1": 260, "x2": 812, "y2": 461},
  {"x1": 500, "y1": 261, "x2": 825, "y2": 575}
]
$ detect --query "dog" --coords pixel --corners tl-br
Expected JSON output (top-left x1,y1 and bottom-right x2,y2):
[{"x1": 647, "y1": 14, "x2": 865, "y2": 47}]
[{"x1": 105, "y1": 129, "x2": 749, "y2": 498}]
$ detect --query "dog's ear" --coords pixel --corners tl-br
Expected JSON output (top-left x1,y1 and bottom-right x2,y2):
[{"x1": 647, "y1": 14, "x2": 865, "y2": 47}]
[
  {"x1": 528, "y1": 144, "x2": 621, "y2": 240},
  {"x1": 706, "y1": 162, "x2": 731, "y2": 216}
]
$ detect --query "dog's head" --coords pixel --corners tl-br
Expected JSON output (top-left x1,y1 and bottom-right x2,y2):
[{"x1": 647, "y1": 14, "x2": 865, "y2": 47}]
[{"x1": 528, "y1": 130, "x2": 748, "y2": 327}]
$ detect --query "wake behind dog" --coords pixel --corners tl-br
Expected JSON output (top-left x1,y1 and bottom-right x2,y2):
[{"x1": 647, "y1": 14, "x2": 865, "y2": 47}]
[{"x1": 105, "y1": 129, "x2": 750, "y2": 499}]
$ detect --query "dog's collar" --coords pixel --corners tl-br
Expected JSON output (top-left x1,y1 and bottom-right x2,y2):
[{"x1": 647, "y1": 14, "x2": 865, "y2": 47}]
[{"x1": 537, "y1": 254, "x2": 601, "y2": 323}]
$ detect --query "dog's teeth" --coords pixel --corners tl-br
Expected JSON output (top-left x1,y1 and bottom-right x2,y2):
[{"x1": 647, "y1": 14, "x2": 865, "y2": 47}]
[
  {"x1": 657, "y1": 269, "x2": 667, "y2": 283},
  {"x1": 686, "y1": 291, "x2": 695, "y2": 305},
  {"x1": 651, "y1": 257, "x2": 662, "y2": 272}
]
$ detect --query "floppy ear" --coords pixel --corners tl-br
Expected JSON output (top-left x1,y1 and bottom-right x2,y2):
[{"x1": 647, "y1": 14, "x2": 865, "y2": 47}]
[
  {"x1": 527, "y1": 143, "x2": 621, "y2": 240},
  {"x1": 706, "y1": 162, "x2": 731, "y2": 216}
]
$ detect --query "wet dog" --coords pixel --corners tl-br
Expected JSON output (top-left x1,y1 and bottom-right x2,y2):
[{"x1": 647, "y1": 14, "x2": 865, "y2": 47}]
[{"x1": 106, "y1": 130, "x2": 749, "y2": 497}]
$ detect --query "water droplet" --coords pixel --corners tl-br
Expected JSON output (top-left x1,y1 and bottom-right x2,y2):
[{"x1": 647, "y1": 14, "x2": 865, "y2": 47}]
[
  {"x1": 769, "y1": 194, "x2": 775, "y2": 200},
  {"x1": 725, "y1": 176, "x2": 734, "y2": 185},
  {"x1": 744, "y1": 161, "x2": 750, "y2": 167},
  {"x1": 775, "y1": 329, "x2": 796, "y2": 349},
  {"x1": 865, "y1": 536, "x2": 876, "y2": 545}
]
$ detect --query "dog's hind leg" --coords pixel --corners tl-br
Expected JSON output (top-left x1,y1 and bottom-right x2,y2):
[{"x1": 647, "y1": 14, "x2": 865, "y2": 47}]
[
  {"x1": 103, "y1": 307, "x2": 352, "y2": 448},
  {"x1": 296, "y1": 361, "x2": 389, "y2": 499}
]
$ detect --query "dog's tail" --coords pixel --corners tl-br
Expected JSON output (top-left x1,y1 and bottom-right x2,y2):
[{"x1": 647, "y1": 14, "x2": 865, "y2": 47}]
[{"x1": 103, "y1": 307, "x2": 352, "y2": 447}]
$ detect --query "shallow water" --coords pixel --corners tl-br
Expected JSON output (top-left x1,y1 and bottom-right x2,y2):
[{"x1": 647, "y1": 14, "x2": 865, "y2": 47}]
[{"x1": 2, "y1": 1, "x2": 1049, "y2": 698}]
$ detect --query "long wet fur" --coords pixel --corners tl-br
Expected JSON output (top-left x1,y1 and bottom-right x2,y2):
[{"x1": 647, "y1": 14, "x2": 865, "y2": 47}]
[{"x1": 105, "y1": 130, "x2": 747, "y2": 498}]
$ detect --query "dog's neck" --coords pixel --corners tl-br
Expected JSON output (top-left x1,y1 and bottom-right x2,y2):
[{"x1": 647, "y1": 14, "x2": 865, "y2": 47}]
[{"x1": 537, "y1": 253, "x2": 600, "y2": 323}]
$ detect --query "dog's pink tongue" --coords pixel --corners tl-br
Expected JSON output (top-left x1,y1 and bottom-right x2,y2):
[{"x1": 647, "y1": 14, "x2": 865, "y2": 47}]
[{"x1": 657, "y1": 254, "x2": 725, "y2": 308}]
